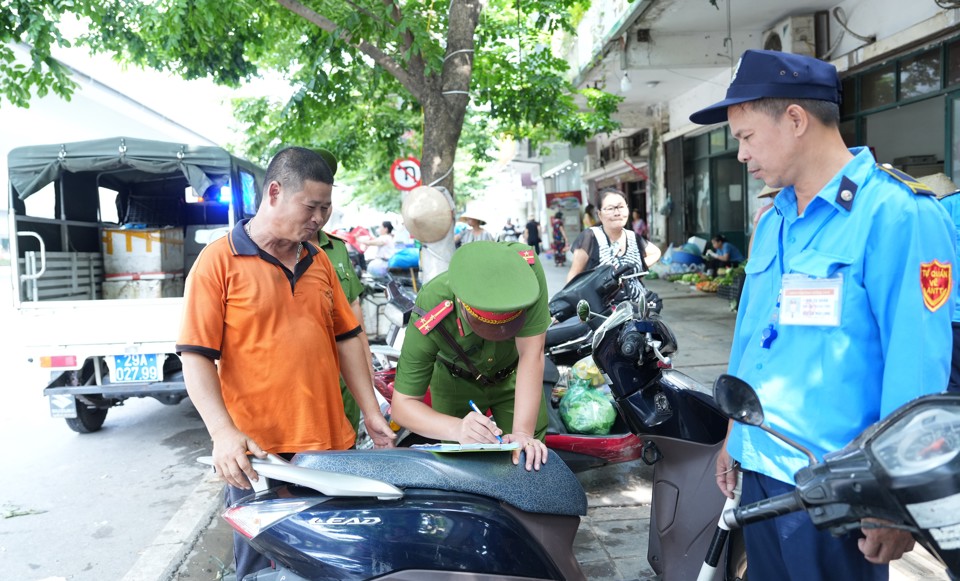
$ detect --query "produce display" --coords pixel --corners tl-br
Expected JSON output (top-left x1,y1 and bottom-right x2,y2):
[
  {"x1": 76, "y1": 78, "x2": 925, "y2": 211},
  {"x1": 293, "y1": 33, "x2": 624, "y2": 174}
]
[{"x1": 662, "y1": 263, "x2": 747, "y2": 295}]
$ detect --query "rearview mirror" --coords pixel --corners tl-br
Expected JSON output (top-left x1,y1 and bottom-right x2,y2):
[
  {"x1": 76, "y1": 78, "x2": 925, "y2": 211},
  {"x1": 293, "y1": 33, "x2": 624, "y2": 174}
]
[
  {"x1": 577, "y1": 299, "x2": 590, "y2": 322},
  {"x1": 712, "y1": 374, "x2": 819, "y2": 465},
  {"x1": 713, "y1": 374, "x2": 764, "y2": 426}
]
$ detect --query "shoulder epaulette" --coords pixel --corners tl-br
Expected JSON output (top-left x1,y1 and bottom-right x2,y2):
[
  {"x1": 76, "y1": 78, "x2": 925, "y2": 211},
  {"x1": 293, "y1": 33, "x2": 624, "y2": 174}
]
[
  {"x1": 326, "y1": 231, "x2": 346, "y2": 242},
  {"x1": 415, "y1": 300, "x2": 455, "y2": 335},
  {"x1": 877, "y1": 164, "x2": 935, "y2": 196},
  {"x1": 518, "y1": 249, "x2": 535, "y2": 265}
]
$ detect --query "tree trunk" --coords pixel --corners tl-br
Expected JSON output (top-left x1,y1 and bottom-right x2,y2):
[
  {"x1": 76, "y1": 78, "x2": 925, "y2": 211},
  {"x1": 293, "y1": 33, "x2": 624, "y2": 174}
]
[{"x1": 417, "y1": 0, "x2": 480, "y2": 278}]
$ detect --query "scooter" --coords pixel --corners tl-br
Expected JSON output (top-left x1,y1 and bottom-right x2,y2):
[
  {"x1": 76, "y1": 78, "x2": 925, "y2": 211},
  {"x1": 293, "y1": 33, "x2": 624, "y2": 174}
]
[
  {"x1": 582, "y1": 298, "x2": 745, "y2": 580},
  {"x1": 713, "y1": 374, "x2": 960, "y2": 578},
  {"x1": 202, "y1": 449, "x2": 589, "y2": 580}
]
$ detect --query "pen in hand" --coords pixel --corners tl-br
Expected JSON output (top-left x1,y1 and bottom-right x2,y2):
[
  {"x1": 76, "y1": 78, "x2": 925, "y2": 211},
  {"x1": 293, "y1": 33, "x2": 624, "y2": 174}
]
[{"x1": 468, "y1": 400, "x2": 503, "y2": 443}]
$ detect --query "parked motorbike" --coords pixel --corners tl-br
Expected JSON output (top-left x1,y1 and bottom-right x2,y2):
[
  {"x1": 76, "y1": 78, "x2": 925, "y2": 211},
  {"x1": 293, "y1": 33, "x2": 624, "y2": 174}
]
[
  {"x1": 582, "y1": 297, "x2": 745, "y2": 579},
  {"x1": 202, "y1": 449, "x2": 589, "y2": 580},
  {"x1": 543, "y1": 264, "x2": 664, "y2": 473},
  {"x1": 713, "y1": 373, "x2": 960, "y2": 578}
]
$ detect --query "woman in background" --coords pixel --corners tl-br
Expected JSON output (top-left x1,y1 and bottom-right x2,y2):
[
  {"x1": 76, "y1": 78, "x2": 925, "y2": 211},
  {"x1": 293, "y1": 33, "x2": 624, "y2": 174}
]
[
  {"x1": 363, "y1": 220, "x2": 396, "y2": 276},
  {"x1": 567, "y1": 188, "x2": 660, "y2": 300},
  {"x1": 550, "y1": 211, "x2": 568, "y2": 266}
]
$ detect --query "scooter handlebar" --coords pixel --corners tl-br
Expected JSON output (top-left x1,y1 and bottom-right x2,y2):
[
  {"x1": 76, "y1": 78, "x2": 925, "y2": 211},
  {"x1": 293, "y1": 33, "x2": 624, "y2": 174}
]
[{"x1": 723, "y1": 489, "x2": 802, "y2": 529}]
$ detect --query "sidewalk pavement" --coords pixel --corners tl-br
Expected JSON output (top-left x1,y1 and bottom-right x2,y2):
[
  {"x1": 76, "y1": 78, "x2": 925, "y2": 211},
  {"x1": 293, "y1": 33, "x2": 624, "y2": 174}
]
[{"x1": 171, "y1": 260, "x2": 949, "y2": 580}]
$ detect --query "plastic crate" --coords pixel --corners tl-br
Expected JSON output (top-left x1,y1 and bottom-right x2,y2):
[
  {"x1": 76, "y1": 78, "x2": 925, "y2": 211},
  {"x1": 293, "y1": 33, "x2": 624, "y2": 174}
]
[{"x1": 716, "y1": 274, "x2": 745, "y2": 301}]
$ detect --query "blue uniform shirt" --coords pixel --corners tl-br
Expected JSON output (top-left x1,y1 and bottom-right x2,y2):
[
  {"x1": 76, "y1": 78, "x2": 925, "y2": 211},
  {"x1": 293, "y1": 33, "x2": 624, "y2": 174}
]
[
  {"x1": 939, "y1": 191, "x2": 960, "y2": 323},
  {"x1": 728, "y1": 147, "x2": 956, "y2": 484}
]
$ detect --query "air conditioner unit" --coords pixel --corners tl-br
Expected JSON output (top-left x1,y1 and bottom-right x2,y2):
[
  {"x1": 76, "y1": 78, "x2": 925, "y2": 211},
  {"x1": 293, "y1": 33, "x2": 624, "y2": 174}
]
[{"x1": 762, "y1": 14, "x2": 816, "y2": 57}]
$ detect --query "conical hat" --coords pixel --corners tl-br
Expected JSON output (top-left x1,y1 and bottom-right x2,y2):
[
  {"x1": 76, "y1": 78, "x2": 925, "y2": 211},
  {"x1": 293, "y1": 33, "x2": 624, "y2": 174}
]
[
  {"x1": 402, "y1": 186, "x2": 454, "y2": 243},
  {"x1": 458, "y1": 202, "x2": 488, "y2": 225},
  {"x1": 918, "y1": 173, "x2": 959, "y2": 199}
]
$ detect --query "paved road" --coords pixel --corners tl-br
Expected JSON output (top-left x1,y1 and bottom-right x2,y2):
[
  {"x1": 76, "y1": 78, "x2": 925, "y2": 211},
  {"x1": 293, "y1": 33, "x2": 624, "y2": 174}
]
[{"x1": 0, "y1": 267, "x2": 215, "y2": 581}]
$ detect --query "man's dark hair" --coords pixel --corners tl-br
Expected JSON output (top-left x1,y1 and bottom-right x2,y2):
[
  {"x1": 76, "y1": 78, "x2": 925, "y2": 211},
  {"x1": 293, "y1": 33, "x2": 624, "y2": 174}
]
[
  {"x1": 264, "y1": 147, "x2": 335, "y2": 193},
  {"x1": 744, "y1": 98, "x2": 841, "y2": 128}
]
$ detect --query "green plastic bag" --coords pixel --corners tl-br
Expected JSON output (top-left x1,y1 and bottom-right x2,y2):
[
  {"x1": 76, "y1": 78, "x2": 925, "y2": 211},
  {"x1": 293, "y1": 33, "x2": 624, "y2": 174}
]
[{"x1": 559, "y1": 377, "x2": 617, "y2": 435}]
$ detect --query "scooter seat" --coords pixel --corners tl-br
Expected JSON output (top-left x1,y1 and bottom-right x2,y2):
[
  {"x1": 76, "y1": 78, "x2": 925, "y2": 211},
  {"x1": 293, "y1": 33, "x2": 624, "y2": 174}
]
[
  {"x1": 545, "y1": 317, "x2": 591, "y2": 348},
  {"x1": 292, "y1": 449, "x2": 587, "y2": 516}
]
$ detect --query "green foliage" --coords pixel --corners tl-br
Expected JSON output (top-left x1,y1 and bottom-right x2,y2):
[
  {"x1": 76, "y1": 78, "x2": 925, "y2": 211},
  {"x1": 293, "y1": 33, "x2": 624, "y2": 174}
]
[
  {"x1": 3, "y1": 0, "x2": 622, "y2": 207},
  {"x1": 0, "y1": 0, "x2": 80, "y2": 106}
]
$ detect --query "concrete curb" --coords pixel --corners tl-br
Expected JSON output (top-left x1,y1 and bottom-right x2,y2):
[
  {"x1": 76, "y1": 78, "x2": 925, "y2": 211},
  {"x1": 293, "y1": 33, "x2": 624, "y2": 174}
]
[{"x1": 121, "y1": 473, "x2": 223, "y2": 581}]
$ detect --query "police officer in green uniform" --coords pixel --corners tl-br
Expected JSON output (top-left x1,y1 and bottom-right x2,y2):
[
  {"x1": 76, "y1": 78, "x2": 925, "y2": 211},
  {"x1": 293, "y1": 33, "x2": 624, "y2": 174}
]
[
  {"x1": 391, "y1": 240, "x2": 550, "y2": 471},
  {"x1": 311, "y1": 149, "x2": 372, "y2": 433},
  {"x1": 316, "y1": 228, "x2": 365, "y2": 430}
]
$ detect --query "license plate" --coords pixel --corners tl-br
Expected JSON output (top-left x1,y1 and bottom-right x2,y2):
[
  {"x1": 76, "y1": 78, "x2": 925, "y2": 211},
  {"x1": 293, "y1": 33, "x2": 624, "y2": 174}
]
[{"x1": 109, "y1": 354, "x2": 162, "y2": 383}]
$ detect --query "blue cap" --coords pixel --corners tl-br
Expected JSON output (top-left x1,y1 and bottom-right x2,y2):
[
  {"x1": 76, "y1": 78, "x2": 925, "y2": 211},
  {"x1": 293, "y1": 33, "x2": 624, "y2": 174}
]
[{"x1": 689, "y1": 50, "x2": 842, "y2": 125}]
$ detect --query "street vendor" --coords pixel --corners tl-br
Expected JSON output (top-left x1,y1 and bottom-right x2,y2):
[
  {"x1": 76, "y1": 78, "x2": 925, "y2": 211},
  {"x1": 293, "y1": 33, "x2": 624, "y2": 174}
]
[{"x1": 391, "y1": 240, "x2": 551, "y2": 471}]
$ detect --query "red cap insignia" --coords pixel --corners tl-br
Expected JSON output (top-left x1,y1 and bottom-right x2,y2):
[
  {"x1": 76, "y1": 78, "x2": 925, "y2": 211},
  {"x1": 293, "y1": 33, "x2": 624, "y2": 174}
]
[
  {"x1": 415, "y1": 300, "x2": 454, "y2": 335},
  {"x1": 920, "y1": 260, "x2": 952, "y2": 312},
  {"x1": 518, "y1": 250, "x2": 535, "y2": 265}
]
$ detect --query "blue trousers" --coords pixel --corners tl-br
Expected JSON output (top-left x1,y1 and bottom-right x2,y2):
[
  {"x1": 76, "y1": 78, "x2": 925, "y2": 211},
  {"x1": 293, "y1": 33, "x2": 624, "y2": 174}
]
[{"x1": 741, "y1": 471, "x2": 888, "y2": 581}]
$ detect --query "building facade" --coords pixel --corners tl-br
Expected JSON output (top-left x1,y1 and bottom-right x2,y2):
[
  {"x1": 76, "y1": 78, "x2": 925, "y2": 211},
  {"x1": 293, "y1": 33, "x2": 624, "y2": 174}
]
[{"x1": 564, "y1": 0, "x2": 960, "y2": 253}]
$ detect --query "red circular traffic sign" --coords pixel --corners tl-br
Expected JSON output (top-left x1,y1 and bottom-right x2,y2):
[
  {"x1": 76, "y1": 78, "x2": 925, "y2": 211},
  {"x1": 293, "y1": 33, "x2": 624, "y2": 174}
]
[{"x1": 390, "y1": 157, "x2": 422, "y2": 191}]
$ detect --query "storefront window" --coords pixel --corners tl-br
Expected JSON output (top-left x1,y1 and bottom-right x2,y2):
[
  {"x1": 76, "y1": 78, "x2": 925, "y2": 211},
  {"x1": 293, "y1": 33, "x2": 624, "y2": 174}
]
[
  {"x1": 900, "y1": 49, "x2": 941, "y2": 100},
  {"x1": 693, "y1": 133, "x2": 709, "y2": 159},
  {"x1": 841, "y1": 77, "x2": 857, "y2": 117},
  {"x1": 709, "y1": 128, "x2": 726, "y2": 154},
  {"x1": 861, "y1": 64, "x2": 895, "y2": 110},
  {"x1": 693, "y1": 159, "x2": 710, "y2": 238},
  {"x1": 953, "y1": 97, "x2": 960, "y2": 178},
  {"x1": 948, "y1": 39, "x2": 960, "y2": 86}
]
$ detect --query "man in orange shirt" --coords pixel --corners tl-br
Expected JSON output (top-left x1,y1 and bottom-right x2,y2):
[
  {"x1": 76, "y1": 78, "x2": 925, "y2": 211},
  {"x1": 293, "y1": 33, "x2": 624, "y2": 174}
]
[{"x1": 177, "y1": 147, "x2": 395, "y2": 578}]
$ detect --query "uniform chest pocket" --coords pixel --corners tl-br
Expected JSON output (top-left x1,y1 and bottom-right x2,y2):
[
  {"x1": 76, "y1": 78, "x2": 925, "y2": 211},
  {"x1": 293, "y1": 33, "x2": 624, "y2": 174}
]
[
  {"x1": 789, "y1": 250, "x2": 855, "y2": 278},
  {"x1": 745, "y1": 248, "x2": 776, "y2": 275}
]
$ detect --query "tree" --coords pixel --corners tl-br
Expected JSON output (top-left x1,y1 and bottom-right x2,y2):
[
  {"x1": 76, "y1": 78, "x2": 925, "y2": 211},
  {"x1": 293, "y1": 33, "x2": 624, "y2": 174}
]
[
  {"x1": 6, "y1": 1, "x2": 620, "y2": 278},
  {"x1": 4, "y1": 1, "x2": 620, "y2": 204}
]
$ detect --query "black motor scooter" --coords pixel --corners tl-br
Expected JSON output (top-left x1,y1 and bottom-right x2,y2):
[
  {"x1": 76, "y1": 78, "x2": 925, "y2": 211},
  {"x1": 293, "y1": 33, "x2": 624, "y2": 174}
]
[{"x1": 713, "y1": 374, "x2": 960, "y2": 578}]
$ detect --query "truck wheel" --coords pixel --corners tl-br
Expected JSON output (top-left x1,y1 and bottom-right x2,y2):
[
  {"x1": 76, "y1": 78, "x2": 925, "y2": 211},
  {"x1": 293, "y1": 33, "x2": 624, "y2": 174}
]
[{"x1": 65, "y1": 401, "x2": 109, "y2": 434}]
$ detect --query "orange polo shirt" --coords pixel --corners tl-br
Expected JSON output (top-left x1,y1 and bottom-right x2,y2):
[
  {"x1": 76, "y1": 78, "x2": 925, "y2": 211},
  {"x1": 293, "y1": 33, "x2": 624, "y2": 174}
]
[{"x1": 177, "y1": 221, "x2": 360, "y2": 453}]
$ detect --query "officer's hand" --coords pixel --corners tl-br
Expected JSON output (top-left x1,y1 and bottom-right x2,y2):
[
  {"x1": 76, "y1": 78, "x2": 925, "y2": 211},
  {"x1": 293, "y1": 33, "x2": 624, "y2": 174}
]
[
  {"x1": 505, "y1": 433, "x2": 548, "y2": 471},
  {"x1": 458, "y1": 411, "x2": 503, "y2": 444},
  {"x1": 859, "y1": 520, "x2": 915, "y2": 564},
  {"x1": 210, "y1": 426, "x2": 267, "y2": 489}
]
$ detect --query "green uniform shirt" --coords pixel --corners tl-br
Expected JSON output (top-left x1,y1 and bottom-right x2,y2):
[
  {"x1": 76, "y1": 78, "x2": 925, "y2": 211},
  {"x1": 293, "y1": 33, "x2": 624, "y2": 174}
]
[
  {"x1": 318, "y1": 231, "x2": 364, "y2": 303},
  {"x1": 394, "y1": 243, "x2": 551, "y2": 438},
  {"x1": 318, "y1": 230, "x2": 363, "y2": 431}
]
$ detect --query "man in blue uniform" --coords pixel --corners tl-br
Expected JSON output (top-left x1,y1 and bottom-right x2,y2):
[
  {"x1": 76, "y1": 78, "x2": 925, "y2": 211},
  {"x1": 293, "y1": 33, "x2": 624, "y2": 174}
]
[{"x1": 691, "y1": 49, "x2": 956, "y2": 579}]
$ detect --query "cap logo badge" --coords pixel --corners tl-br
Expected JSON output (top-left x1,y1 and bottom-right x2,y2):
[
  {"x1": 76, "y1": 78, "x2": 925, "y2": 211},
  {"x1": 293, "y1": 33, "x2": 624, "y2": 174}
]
[
  {"x1": 920, "y1": 260, "x2": 952, "y2": 312},
  {"x1": 415, "y1": 300, "x2": 454, "y2": 335},
  {"x1": 519, "y1": 250, "x2": 535, "y2": 265}
]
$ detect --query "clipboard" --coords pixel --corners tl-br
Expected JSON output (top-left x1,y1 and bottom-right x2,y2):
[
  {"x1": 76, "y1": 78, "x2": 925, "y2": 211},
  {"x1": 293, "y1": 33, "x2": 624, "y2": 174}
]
[{"x1": 410, "y1": 442, "x2": 520, "y2": 453}]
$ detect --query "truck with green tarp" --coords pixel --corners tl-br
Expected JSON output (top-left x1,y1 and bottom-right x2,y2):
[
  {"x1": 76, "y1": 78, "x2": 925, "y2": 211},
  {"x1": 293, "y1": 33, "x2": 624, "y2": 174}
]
[{"x1": 6, "y1": 137, "x2": 264, "y2": 432}]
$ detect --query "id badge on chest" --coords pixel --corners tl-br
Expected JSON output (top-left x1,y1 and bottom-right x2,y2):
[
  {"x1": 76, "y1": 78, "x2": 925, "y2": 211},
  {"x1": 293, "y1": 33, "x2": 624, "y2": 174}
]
[{"x1": 779, "y1": 273, "x2": 843, "y2": 327}]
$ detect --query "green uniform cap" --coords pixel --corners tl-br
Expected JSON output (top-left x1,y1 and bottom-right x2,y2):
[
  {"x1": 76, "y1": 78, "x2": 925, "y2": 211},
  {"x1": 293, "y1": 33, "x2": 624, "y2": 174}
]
[{"x1": 448, "y1": 241, "x2": 539, "y2": 311}]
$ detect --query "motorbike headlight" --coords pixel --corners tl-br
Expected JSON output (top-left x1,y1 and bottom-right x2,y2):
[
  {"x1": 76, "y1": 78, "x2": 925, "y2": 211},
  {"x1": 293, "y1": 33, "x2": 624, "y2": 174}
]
[{"x1": 870, "y1": 398, "x2": 960, "y2": 478}]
